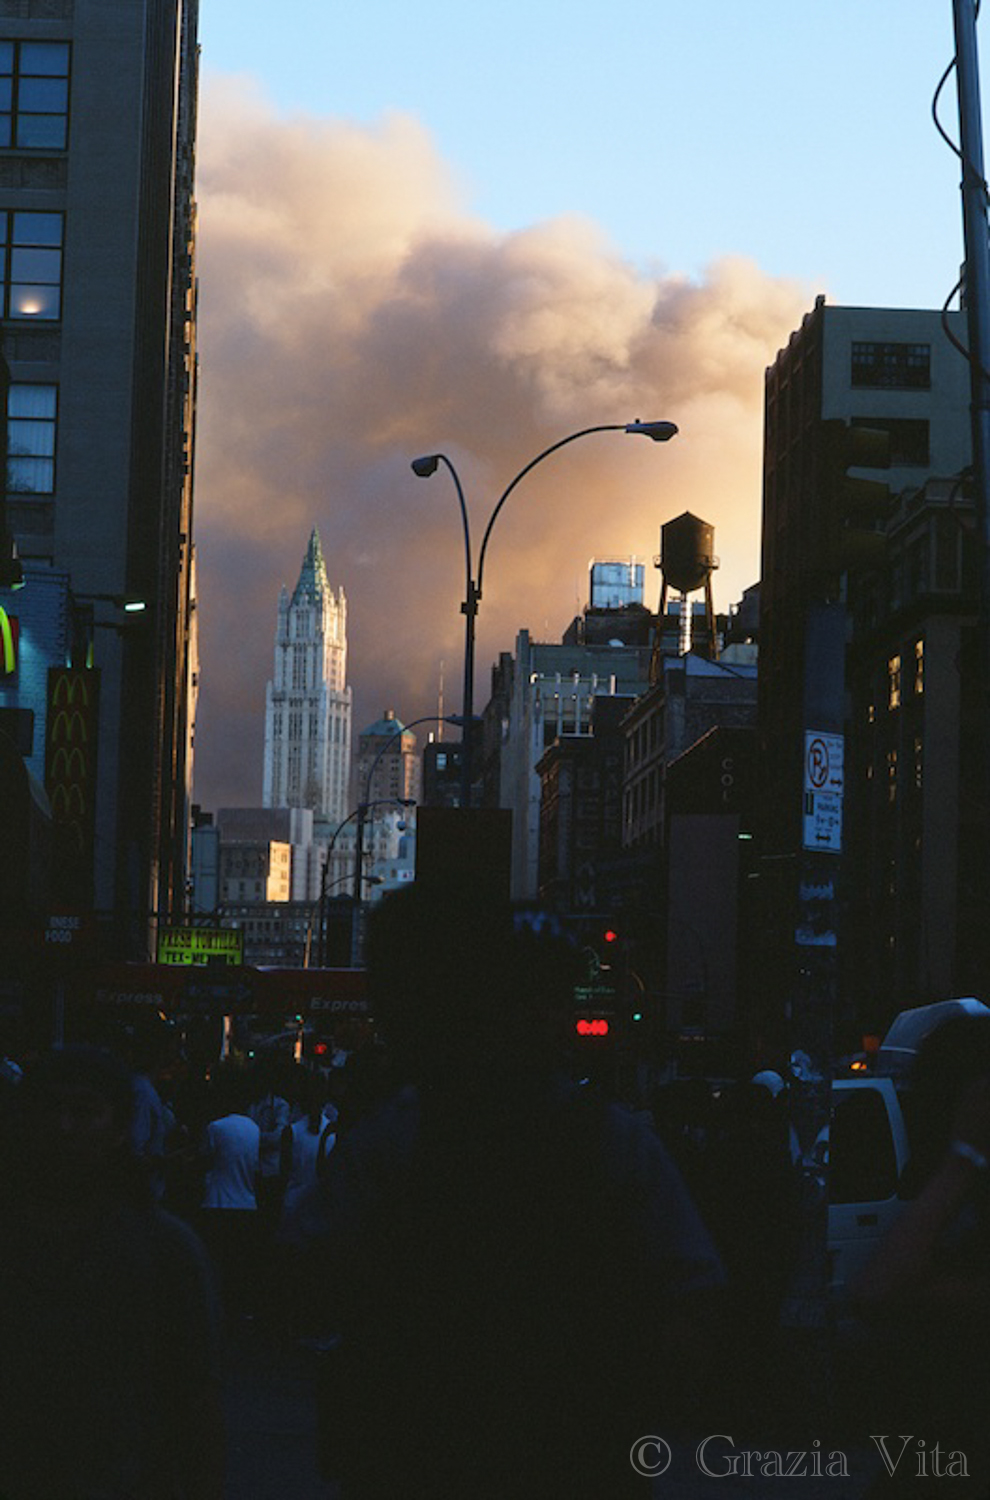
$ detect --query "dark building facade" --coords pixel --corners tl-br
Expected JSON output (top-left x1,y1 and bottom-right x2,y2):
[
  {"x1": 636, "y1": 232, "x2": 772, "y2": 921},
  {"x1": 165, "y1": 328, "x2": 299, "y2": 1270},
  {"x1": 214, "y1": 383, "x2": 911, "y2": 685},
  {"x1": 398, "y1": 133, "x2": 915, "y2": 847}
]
[
  {"x1": 758, "y1": 298, "x2": 974, "y2": 1040},
  {"x1": 536, "y1": 694, "x2": 631, "y2": 916},
  {"x1": 0, "y1": 0, "x2": 200, "y2": 953},
  {"x1": 844, "y1": 479, "x2": 985, "y2": 1024}
]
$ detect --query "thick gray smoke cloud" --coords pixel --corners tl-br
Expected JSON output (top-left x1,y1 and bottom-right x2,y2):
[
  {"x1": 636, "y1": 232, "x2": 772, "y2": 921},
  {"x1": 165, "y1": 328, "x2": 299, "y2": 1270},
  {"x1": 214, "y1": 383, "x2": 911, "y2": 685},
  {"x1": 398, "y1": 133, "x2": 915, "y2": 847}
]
[{"x1": 192, "y1": 76, "x2": 814, "y2": 809}]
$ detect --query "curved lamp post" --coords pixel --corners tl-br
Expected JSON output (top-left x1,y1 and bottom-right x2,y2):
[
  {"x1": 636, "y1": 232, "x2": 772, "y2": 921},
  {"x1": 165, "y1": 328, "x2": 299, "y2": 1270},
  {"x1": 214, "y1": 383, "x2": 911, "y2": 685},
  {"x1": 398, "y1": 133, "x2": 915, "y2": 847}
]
[
  {"x1": 316, "y1": 800, "x2": 410, "y2": 966},
  {"x1": 353, "y1": 710, "x2": 464, "y2": 906},
  {"x1": 347, "y1": 711, "x2": 464, "y2": 965},
  {"x1": 412, "y1": 420, "x2": 678, "y2": 807}
]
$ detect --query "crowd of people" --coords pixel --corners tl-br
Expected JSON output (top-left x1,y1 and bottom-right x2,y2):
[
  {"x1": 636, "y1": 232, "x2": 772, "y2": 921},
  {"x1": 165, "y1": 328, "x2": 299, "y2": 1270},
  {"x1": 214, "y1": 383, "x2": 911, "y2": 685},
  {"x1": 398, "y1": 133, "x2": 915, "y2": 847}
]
[{"x1": 0, "y1": 888, "x2": 986, "y2": 1497}]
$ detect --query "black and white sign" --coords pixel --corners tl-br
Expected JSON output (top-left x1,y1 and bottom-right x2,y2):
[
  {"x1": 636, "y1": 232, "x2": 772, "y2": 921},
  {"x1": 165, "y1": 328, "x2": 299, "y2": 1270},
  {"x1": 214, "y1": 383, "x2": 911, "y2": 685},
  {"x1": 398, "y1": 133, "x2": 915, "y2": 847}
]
[{"x1": 803, "y1": 731, "x2": 844, "y2": 853}]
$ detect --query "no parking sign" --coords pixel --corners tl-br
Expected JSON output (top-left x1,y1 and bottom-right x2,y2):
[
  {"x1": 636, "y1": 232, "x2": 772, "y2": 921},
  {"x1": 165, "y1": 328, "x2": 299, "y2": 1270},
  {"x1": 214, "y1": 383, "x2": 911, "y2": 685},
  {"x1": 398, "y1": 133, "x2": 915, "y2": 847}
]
[{"x1": 803, "y1": 731, "x2": 844, "y2": 853}]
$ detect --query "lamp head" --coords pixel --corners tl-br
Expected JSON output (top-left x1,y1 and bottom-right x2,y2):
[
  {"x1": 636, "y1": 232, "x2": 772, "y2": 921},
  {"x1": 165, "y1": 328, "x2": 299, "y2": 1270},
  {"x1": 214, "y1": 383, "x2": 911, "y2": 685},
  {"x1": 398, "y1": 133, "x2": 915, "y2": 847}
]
[
  {"x1": 411, "y1": 454, "x2": 440, "y2": 478},
  {"x1": 625, "y1": 420, "x2": 678, "y2": 442},
  {"x1": 0, "y1": 531, "x2": 24, "y2": 590}
]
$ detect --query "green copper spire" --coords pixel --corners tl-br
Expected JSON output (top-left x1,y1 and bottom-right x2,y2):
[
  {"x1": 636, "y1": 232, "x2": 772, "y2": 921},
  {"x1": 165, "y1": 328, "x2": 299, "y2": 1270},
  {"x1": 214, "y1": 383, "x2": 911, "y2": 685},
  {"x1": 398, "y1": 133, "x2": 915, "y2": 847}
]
[{"x1": 292, "y1": 527, "x2": 330, "y2": 604}]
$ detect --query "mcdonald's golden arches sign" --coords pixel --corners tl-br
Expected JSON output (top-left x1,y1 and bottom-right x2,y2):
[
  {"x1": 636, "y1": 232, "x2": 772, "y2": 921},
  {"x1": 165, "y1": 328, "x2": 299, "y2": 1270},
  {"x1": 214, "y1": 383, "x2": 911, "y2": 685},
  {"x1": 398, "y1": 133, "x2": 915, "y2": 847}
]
[{"x1": 45, "y1": 667, "x2": 100, "y2": 859}]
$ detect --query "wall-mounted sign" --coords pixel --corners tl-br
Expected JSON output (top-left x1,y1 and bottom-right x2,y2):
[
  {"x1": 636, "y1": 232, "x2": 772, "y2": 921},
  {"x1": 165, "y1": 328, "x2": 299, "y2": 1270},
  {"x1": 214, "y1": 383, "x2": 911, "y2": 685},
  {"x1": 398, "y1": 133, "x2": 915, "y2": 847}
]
[
  {"x1": 157, "y1": 927, "x2": 244, "y2": 966},
  {"x1": 0, "y1": 607, "x2": 17, "y2": 676},
  {"x1": 802, "y1": 731, "x2": 844, "y2": 853},
  {"x1": 46, "y1": 668, "x2": 100, "y2": 898}
]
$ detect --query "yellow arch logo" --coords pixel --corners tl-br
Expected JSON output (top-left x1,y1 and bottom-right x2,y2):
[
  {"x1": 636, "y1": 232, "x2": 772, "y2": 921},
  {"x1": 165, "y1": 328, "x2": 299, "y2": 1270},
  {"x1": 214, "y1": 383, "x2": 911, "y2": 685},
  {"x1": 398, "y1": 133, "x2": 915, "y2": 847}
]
[
  {"x1": 51, "y1": 672, "x2": 90, "y2": 708},
  {"x1": 0, "y1": 608, "x2": 15, "y2": 675},
  {"x1": 50, "y1": 708, "x2": 88, "y2": 744},
  {"x1": 51, "y1": 745, "x2": 87, "y2": 782}
]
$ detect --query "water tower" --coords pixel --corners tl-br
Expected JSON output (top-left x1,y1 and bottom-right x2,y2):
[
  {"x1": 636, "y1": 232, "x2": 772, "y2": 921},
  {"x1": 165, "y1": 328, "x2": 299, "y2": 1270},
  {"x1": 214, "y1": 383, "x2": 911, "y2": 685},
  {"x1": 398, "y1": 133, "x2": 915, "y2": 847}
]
[{"x1": 651, "y1": 512, "x2": 719, "y2": 681}]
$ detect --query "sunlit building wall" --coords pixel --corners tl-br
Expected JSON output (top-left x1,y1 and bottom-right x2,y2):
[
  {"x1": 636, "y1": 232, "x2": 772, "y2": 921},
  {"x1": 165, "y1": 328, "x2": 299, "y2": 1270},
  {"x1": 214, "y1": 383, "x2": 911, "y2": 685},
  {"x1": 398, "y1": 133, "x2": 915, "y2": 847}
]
[{"x1": 263, "y1": 529, "x2": 352, "y2": 827}]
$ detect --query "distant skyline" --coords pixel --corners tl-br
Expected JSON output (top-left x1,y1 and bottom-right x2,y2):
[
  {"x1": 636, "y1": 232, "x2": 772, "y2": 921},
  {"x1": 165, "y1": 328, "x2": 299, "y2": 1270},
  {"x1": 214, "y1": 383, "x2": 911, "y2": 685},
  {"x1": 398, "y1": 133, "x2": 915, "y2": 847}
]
[{"x1": 190, "y1": 3, "x2": 984, "y2": 809}]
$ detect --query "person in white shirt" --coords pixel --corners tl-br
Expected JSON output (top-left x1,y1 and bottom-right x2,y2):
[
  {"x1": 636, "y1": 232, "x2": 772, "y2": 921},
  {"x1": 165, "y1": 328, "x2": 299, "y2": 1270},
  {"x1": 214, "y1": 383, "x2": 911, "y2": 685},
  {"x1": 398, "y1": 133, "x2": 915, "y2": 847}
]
[
  {"x1": 280, "y1": 1077, "x2": 338, "y2": 1221},
  {"x1": 200, "y1": 1072, "x2": 261, "y2": 1317}
]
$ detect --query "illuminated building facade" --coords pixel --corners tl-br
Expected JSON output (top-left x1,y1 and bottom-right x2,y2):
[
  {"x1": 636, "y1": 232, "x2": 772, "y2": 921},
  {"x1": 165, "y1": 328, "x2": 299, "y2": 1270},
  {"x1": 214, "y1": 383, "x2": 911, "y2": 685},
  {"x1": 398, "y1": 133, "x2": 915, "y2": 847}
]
[
  {"x1": 263, "y1": 529, "x2": 352, "y2": 828},
  {"x1": 0, "y1": 0, "x2": 200, "y2": 949}
]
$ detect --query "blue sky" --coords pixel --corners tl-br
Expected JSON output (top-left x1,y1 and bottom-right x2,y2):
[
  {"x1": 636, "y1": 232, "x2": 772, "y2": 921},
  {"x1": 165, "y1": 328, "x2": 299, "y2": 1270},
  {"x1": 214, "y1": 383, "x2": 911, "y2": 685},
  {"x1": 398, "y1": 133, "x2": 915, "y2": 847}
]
[
  {"x1": 191, "y1": 2, "x2": 987, "y2": 806},
  {"x1": 199, "y1": 1, "x2": 969, "y2": 311}
]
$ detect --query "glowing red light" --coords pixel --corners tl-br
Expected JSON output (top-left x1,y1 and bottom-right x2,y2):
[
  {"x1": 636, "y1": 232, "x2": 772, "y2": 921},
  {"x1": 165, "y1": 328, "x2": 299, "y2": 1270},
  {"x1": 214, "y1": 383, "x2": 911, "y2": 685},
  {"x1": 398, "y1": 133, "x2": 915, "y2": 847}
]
[
  {"x1": 575, "y1": 1018, "x2": 610, "y2": 1037},
  {"x1": 312, "y1": 1041, "x2": 329, "y2": 1056},
  {"x1": 603, "y1": 928, "x2": 618, "y2": 944}
]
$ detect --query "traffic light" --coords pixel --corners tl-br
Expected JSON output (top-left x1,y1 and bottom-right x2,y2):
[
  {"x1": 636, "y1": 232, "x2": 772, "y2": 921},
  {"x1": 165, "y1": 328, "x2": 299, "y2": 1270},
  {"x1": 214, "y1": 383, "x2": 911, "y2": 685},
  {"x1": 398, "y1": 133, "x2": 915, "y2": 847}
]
[
  {"x1": 575, "y1": 1016, "x2": 610, "y2": 1038},
  {"x1": 305, "y1": 1034, "x2": 333, "y2": 1063},
  {"x1": 822, "y1": 418, "x2": 892, "y2": 572}
]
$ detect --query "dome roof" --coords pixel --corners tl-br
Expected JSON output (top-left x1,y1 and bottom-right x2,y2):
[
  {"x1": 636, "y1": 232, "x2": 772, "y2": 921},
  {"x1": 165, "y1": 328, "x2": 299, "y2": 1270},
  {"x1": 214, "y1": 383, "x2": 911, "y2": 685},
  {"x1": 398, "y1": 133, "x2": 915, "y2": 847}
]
[{"x1": 362, "y1": 708, "x2": 406, "y2": 737}]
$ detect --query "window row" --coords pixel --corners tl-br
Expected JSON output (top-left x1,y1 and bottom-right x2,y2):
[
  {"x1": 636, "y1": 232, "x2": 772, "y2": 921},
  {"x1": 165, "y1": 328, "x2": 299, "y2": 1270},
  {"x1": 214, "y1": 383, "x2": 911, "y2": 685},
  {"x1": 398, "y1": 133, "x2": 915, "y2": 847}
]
[
  {"x1": 0, "y1": 40, "x2": 70, "y2": 151},
  {"x1": 851, "y1": 341, "x2": 931, "y2": 390}
]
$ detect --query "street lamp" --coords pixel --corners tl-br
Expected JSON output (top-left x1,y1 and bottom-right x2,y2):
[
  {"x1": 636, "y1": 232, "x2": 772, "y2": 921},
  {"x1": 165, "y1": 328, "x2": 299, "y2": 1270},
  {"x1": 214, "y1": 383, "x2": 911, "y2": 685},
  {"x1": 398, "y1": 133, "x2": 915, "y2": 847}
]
[
  {"x1": 351, "y1": 797, "x2": 415, "y2": 903},
  {"x1": 412, "y1": 420, "x2": 678, "y2": 806},
  {"x1": 315, "y1": 796, "x2": 416, "y2": 966},
  {"x1": 70, "y1": 592, "x2": 150, "y2": 664}
]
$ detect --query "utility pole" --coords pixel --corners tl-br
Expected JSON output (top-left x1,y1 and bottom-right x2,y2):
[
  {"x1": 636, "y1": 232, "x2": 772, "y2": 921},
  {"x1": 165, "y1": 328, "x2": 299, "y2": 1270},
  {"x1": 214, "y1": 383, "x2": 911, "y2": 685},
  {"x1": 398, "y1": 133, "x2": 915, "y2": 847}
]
[
  {"x1": 952, "y1": 0, "x2": 990, "y2": 977},
  {"x1": 953, "y1": 1, "x2": 990, "y2": 670}
]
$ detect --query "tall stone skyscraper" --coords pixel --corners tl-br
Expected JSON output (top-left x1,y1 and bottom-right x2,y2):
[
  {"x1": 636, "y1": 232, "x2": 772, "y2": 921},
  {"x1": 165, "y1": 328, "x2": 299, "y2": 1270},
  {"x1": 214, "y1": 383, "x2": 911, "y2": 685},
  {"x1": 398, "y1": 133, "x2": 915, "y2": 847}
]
[{"x1": 263, "y1": 530, "x2": 352, "y2": 824}]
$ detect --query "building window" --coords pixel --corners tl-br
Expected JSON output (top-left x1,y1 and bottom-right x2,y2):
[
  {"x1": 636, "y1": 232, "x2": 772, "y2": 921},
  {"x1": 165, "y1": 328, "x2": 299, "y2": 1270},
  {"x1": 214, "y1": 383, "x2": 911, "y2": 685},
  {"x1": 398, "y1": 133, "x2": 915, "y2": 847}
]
[
  {"x1": 852, "y1": 416, "x2": 930, "y2": 466},
  {"x1": 913, "y1": 735, "x2": 923, "y2": 792},
  {"x1": 7, "y1": 382, "x2": 56, "y2": 493},
  {"x1": 0, "y1": 40, "x2": 70, "y2": 151},
  {"x1": 887, "y1": 749, "x2": 898, "y2": 805},
  {"x1": 851, "y1": 341, "x2": 931, "y2": 390},
  {"x1": 888, "y1": 654, "x2": 901, "y2": 710},
  {"x1": 914, "y1": 638, "x2": 924, "y2": 694},
  {"x1": 0, "y1": 210, "x2": 63, "y2": 319}
]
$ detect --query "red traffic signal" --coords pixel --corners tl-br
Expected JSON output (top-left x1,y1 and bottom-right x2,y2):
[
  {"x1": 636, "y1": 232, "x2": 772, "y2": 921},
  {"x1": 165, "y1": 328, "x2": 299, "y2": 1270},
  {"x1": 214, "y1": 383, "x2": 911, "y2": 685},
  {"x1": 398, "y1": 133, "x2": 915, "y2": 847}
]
[
  {"x1": 602, "y1": 927, "x2": 618, "y2": 945},
  {"x1": 575, "y1": 1017, "x2": 610, "y2": 1037}
]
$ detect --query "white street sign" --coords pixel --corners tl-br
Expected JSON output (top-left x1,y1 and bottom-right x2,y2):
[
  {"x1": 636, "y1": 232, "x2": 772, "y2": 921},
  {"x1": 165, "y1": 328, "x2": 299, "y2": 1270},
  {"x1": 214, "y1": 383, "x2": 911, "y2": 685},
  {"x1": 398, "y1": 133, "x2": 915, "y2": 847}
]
[{"x1": 803, "y1": 731, "x2": 844, "y2": 853}]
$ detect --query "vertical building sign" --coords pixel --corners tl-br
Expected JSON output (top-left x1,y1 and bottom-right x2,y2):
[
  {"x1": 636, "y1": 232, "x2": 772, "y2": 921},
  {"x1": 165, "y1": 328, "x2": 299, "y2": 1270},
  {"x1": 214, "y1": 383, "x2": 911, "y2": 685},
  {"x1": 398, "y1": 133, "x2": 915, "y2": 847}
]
[
  {"x1": 46, "y1": 667, "x2": 100, "y2": 887},
  {"x1": 0, "y1": 607, "x2": 17, "y2": 676}
]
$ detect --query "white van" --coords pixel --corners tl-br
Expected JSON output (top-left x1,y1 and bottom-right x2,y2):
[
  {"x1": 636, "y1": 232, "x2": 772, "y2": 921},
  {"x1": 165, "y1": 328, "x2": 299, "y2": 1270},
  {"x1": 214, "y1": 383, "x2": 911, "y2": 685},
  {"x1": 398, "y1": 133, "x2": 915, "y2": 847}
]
[
  {"x1": 827, "y1": 1077, "x2": 911, "y2": 1302},
  {"x1": 874, "y1": 997, "x2": 990, "y2": 1087}
]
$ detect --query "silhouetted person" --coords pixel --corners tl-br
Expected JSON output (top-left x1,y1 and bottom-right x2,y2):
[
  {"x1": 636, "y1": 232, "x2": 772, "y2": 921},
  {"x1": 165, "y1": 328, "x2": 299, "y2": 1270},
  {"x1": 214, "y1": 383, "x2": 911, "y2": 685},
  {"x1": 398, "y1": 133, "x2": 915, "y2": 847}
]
[
  {"x1": 279, "y1": 1070, "x2": 336, "y2": 1223},
  {"x1": 288, "y1": 887, "x2": 724, "y2": 1499},
  {"x1": 0, "y1": 1045, "x2": 224, "y2": 1498},
  {"x1": 852, "y1": 1014, "x2": 990, "y2": 1495},
  {"x1": 695, "y1": 1080, "x2": 800, "y2": 1434},
  {"x1": 199, "y1": 1064, "x2": 261, "y2": 1321}
]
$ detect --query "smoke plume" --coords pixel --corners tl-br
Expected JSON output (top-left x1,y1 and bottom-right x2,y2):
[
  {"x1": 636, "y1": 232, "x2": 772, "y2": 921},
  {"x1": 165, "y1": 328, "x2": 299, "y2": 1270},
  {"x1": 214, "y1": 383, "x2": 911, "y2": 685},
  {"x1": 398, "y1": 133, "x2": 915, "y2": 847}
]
[{"x1": 192, "y1": 75, "x2": 814, "y2": 808}]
